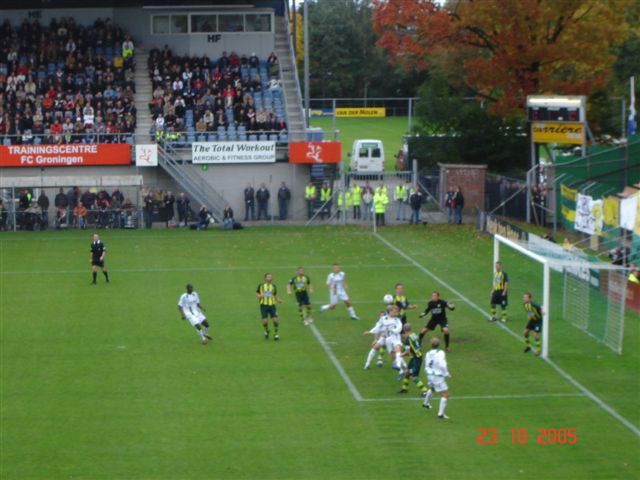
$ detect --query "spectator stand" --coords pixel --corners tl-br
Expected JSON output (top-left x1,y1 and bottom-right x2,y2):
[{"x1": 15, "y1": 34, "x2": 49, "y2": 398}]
[
  {"x1": 146, "y1": 48, "x2": 287, "y2": 146},
  {"x1": 0, "y1": 18, "x2": 137, "y2": 146},
  {"x1": 0, "y1": 175, "x2": 143, "y2": 231}
]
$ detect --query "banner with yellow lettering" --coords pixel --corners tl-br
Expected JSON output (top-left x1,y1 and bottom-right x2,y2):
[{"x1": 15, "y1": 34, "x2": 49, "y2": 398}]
[{"x1": 532, "y1": 122, "x2": 584, "y2": 145}]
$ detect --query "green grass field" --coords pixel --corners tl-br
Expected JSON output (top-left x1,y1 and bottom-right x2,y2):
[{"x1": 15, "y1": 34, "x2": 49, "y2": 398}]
[
  {"x1": 1, "y1": 225, "x2": 639, "y2": 479},
  {"x1": 310, "y1": 116, "x2": 409, "y2": 171}
]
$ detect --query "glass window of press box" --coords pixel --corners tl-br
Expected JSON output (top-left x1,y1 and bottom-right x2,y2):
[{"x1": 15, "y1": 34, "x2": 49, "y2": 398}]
[{"x1": 191, "y1": 15, "x2": 217, "y2": 33}]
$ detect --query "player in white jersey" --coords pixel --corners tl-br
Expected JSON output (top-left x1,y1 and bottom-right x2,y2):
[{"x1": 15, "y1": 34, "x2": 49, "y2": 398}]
[
  {"x1": 421, "y1": 337, "x2": 451, "y2": 419},
  {"x1": 318, "y1": 263, "x2": 360, "y2": 320},
  {"x1": 362, "y1": 305, "x2": 406, "y2": 372},
  {"x1": 177, "y1": 284, "x2": 212, "y2": 344}
]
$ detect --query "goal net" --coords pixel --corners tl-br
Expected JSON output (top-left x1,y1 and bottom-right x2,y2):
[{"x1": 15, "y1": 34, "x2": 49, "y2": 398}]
[{"x1": 493, "y1": 234, "x2": 628, "y2": 358}]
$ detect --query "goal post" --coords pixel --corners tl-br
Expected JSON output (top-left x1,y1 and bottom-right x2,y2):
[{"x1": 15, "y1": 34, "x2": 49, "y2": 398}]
[
  {"x1": 494, "y1": 234, "x2": 551, "y2": 358},
  {"x1": 493, "y1": 233, "x2": 628, "y2": 358}
]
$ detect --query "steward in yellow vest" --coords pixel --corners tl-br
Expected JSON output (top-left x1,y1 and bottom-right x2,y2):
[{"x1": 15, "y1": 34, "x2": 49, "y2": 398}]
[
  {"x1": 373, "y1": 190, "x2": 389, "y2": 226},
  {"x1": 350, "y1": 184, "x2": 362, "y2": 219},
  {"x1": 319, "y1": 182, "x2": 332, "y2": 220},
  {"x1": 304, "y1": 182, "x2": 317, "y2": 219}
]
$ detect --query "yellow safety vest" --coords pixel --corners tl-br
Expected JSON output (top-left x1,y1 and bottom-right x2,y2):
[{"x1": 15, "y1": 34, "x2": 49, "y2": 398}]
[
  {"x1": 395, "y1": 185, "x2": 407, "y2": 201},
  {"x1": 351, "y1": 185, "x2": 361, "y2": 204},
  {"x1": 305, "y1": 185, "x2": 316, "y2": 200},
  {"x1": 320, "y1": 187, "x2": 332, "y2": 202},
  {"x1": 345, "y1": 191, "x2": 353, "y2": 207},
  {"x1": 373, "y1": 192, "x2": 388, "y2": 213}
]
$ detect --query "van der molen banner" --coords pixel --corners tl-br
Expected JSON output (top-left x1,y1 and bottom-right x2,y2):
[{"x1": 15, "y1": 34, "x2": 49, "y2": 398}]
[{"x1": 192, "y1": 142, "x2": 276, "y2": 164}]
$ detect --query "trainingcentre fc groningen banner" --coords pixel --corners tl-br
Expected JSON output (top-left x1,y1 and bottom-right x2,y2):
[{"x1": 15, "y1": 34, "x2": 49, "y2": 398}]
[
  {"x1": 335, "y1": 107, "x2": 386, "y2": 117},
  {"x1": 192, "y1": 142, "x2": 276, "y2": 164},
  {"x1": 0, "y1": 144, "x2": 131, "y2": 167},
  {"x1": 532, "y1": 122, "x2": 584, "y2": 145}
]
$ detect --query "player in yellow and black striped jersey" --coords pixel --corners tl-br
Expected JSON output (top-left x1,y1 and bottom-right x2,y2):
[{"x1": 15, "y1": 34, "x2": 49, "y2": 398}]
[
  {"x1": 393, "y1": 282, "x2": 416, "y2": 325},
  {"x1": 490, "y1": 261, "x2": 509, "y2": 322},
  {"x1": 287, "y1": 266, "x2": 314, "y2": 325},
  {"x1": 399, "y1": 323, "x2": 429, "y2": 396},
  {"x1": 522, "y1": 292, "x2": 542, "y2": 355},
  {"x1": 256, "y1": 273, "x2": 283, "y2": 341}
]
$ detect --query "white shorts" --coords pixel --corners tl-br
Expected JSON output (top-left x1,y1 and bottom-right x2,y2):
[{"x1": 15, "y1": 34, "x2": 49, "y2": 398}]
[
  {"x1": 185, "y1": 311, "x2": 206, "y2": 327},
  {"x1": 427, "y1": 375, "x2": 448, "y2": 393},
  {"x1": 330, "y1": 290, "x2": 349, "y2": 305},
  {"x1": 383, "y1": 335, "x2": 402, "y2": 352}
]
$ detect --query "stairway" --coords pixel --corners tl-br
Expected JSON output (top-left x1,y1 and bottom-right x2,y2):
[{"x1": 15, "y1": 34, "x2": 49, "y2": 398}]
[
  {"x1": 134, "y1": 46, "x2": 153, "y2": 140},
  {"x1": 274, "y1": 17, "x2": 306, "y2": 141}
]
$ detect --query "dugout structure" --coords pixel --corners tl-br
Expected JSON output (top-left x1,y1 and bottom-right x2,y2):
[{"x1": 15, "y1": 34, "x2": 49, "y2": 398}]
[
  {"x1": 0, "y1": 175, "x2": 143, "y2": 231},
  {"x1": 493, "y1": 234, "x2": 628, "y2": 358}
]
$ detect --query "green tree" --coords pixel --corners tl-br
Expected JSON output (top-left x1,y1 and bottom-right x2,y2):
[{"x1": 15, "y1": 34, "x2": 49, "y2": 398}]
[
  {"x1": 302, "y1": 0, "x2": 422, "y2": 98},
  {"x1": 411, "y1": 76, "x2": 528, "y2": 172}
]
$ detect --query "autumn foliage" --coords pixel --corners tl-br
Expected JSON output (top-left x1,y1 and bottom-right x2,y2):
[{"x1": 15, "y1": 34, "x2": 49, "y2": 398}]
[{"x1": 372, "y1": 0, "x2": 631, "y2": 116}]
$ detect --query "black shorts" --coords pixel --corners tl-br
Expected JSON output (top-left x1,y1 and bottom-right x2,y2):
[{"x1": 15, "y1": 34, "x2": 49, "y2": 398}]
[
  {"x1": 92, "y1": 258, "x2": 104, "y2": 267},
  {"x1": 400, "y1": 315, "x2": 407, "y2": 326},
  {"x1": 491, "y1": 290, "x2": 508, "y2": 307},
  {"x1": 426, "y1": 317, "x2": 448, "y2": 331},
  {"x1": 407, "y1": 357, "x2": 423, "y2": 377},
  {"x1": 526, "y1": 319, "x2": 542, "y2": 333},
  {"x1": 260, "y1": 304, "x2": 278, "y2": 319},
  {"x1": 295, "y1": 291, "x2": 310, "y2": 306}
]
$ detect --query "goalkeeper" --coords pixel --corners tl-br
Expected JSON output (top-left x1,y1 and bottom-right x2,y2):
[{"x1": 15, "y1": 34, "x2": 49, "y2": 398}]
[
  {"x1": 419, "y1": 291, "x2": 454, "y2": 352},
  {"x1": 522, "y1": 292, "x2": 542, "y2": 356}
]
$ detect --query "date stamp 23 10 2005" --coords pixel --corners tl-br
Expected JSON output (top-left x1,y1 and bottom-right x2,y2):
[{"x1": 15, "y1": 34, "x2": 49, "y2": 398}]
[{"x1": 477, "y1": 428, "x2": 577, "y2": 445}]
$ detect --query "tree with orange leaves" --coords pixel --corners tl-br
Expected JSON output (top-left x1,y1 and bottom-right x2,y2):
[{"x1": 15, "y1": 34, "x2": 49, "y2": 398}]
[{"x1": 372, "y1": 0, "x2": 631, "y2": 117}]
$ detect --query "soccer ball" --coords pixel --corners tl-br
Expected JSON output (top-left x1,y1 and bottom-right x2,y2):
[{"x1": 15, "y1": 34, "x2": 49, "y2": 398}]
[{"x1": 383, "y1": 294, "x2": 394, "y2": 305}]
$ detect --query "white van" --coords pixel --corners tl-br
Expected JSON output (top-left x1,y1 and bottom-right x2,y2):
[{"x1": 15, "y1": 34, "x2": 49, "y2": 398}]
[{"x1": 349, "y1": 139, "x2": 384, "y2": 172}]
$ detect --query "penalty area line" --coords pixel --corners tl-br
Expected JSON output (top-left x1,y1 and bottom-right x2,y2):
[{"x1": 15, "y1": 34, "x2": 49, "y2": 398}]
[
  {"x1": 360, "y1": 392, "x2": 587, "y2": 402},
  {"x1": 374, "y1": 232, "x2": 640, "y2": 438},
  {"x1": 308, "y1": 323, "x2": 363, "y2": 402}
]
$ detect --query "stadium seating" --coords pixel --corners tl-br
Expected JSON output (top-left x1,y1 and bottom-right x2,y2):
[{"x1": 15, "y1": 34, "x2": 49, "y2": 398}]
[
  {"x1": 147, "y1": 48, "x2": 287, "y2": 142},
  {"x1": 0, "y1": 18, "x2": 137, "y2": 145}
]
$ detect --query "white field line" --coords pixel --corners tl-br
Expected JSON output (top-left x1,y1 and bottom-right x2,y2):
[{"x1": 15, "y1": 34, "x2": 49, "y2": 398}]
[
  {"x1": 308, "y1": 323, "x2": 582, "y2": 404},
  {"x1": 308, "y1": 323, "x2": 363, "y2": 402},
  {"x1": 374, "y1": 232, "x2": 640, "y2": 438},
  {"x1": 361, "y1": 392, "x2": 587, "y2": 402},
  {"x1": 0, "y1": 263, "x2": 412, "y2": 276}
]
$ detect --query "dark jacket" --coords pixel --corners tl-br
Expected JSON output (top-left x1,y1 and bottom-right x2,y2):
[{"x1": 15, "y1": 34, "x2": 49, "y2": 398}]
[
  {"x1": 277, "y1": 186, "x2": 291, "y2": 201},
  {"x1": 244, "y1": 187, "x2": 255, "y2": 205},
  {"x1": 453, "y1": 191, "x2": 464, "y2": 208},
  {"x1": 54, "y1": 192, "x2": 68, "y2": 208},
  {"x1": 223, "y1": 207, "x2": 234, "y2": 220},
  {"x1": 256, "y1": 188, "x2": 270, "y2": 203},
  {"x1": 409, "y1": 191, "x2": 423, "y2": 209}
]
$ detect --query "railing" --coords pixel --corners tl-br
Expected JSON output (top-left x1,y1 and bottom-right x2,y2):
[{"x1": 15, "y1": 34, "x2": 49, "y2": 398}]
[
  {"x1": 158, "y1": 143, "x2": 227, "y2": 220},
  {"x1": 0, "y1": 128, "x2": 341, "y2": 148},
  {"x1": 282, "y1": 2, "x2": 307, "y2": 129}
]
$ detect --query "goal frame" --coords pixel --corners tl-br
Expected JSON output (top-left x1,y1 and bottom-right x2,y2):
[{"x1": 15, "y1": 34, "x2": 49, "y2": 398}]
[
  {"x1": 494, "y1": 234, "x2": 629, "y2": 358},
  {"x1": 494, "y1": 234, "x2": 551, "y2": 358}
]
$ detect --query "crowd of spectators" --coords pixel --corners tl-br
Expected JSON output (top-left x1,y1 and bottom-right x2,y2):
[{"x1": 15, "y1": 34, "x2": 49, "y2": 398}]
[
  {"x1": 147, "y1": 47, "x2": 286, "y2": 142},
  {"x1": 0, "y1": 18, "x2": 137, "y2": 145}
]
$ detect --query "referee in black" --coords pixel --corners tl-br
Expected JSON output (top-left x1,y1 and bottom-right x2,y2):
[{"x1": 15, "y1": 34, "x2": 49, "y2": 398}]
[{"x1": 90, "y1": 233, "x2": 109, "y2": 284}]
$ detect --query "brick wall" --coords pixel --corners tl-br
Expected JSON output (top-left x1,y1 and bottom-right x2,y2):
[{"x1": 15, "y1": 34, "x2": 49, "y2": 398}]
[{"x1": 439, "y1": 163, "x2": 487, "y2": 210}]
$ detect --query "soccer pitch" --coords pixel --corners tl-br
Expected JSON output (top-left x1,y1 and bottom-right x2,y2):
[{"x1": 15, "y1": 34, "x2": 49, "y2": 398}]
[
  {"x1": 1, "y1": 225, "x2": 639, "y2": 479},
  {"x1": 310, "y1": 116, "x2": 409, "y2": 170}
]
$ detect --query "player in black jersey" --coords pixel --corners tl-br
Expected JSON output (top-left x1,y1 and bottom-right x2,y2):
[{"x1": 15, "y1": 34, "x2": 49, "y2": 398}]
[
  {"x1": 419, "y1": 291, "x2": 454, "y2": 351},
  {"x1": 90, "y1": 234, "x2": 109, "y2": 284},
  {"x1": 392, "y1": 282, "x2": 416, "y2": 325}
]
